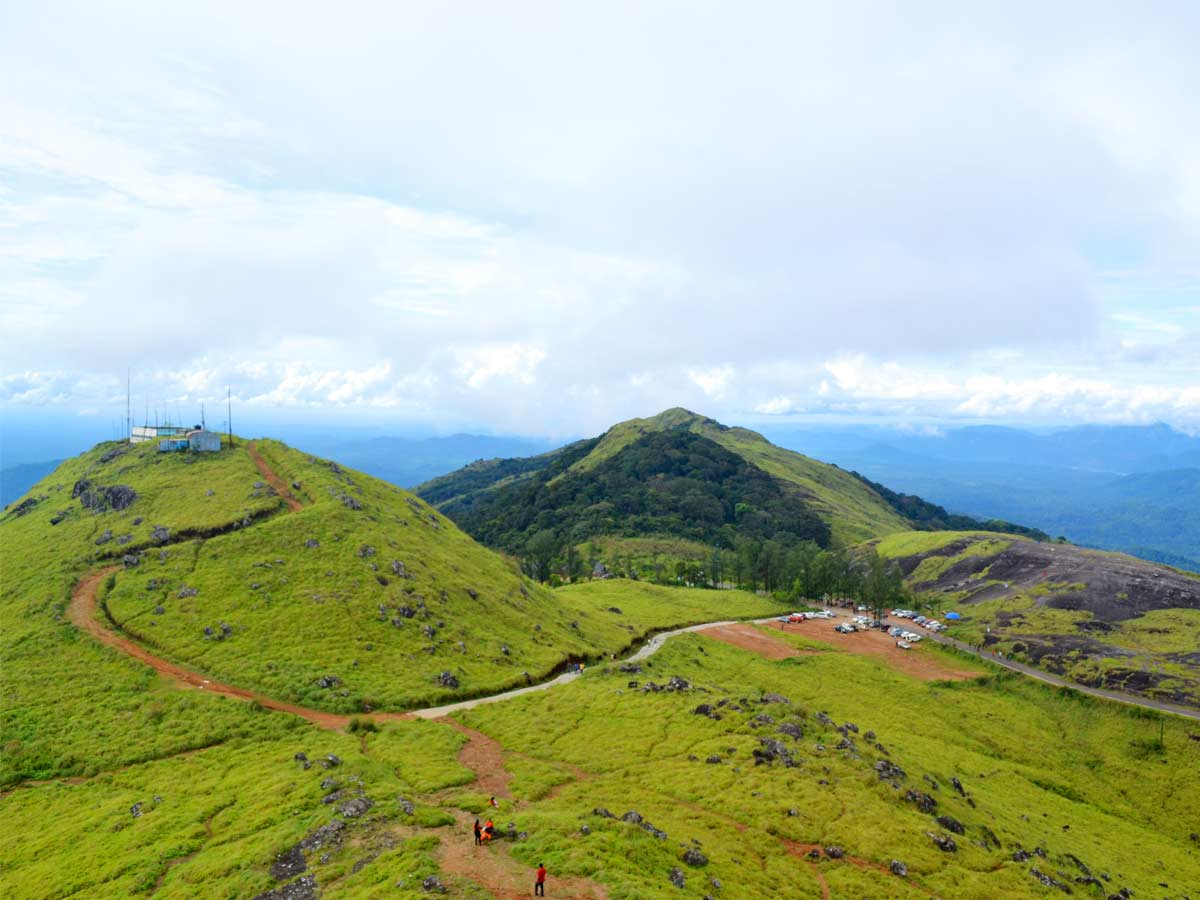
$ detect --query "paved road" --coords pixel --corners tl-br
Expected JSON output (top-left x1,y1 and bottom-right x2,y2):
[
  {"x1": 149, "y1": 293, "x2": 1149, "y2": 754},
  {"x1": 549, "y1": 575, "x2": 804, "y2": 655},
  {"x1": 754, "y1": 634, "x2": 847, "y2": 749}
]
[
  {"x1": 409, "y1": 620, "x2": 738, "y2": 719},
  {"x1": 926, "y1": 630, "x2": 1200, "y2": 721},
  {"x1": 811, "y1": 606, "x2": 1200, "y2": 722}
]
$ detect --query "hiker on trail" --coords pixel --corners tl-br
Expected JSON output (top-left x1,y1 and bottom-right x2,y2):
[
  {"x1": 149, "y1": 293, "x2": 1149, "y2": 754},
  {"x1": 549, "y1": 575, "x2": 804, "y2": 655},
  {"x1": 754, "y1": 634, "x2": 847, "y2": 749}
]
[
  {"x1": 483, "y1": 818, "x2": 495, "y2": 842},
  {"x1": 473, "y1": 819, "x2": 482, "y2": 845},
  {"x1": 535, "y1": 863, "x2": 547, "y2": 896},
  {"x1": 489, "y1": 795, "x2": 499, "y2": 809}
]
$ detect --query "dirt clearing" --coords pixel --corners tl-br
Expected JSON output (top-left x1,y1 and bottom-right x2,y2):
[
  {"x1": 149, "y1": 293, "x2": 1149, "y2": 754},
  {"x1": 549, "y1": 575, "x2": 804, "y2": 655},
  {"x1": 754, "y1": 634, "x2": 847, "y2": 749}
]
[
  {"x1": 703, "y1": 622, "x2": 818, "y2": 659},
  {"x1": 753, "y1": 619, "x2": 981, "y2": 682}
]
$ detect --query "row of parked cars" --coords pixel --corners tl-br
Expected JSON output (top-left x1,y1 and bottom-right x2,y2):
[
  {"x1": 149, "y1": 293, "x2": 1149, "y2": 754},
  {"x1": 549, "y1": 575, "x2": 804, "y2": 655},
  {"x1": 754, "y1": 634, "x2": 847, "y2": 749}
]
[
  {"x1": 891, "y1": 609, "x2": 948, "y2": 632},
  {"x1": 889, "y1": 609, "x2": 947, "y2": 650},
  {"x1": 775, "y1": 610, "x2": 836, "y2": 624}
]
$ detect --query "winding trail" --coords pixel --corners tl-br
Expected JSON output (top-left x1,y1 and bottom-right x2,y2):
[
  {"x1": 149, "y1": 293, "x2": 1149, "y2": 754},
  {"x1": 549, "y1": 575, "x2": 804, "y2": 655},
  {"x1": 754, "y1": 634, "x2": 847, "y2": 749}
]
[
  {"x1": 67, "y1": 563, "x2": 737, "y2": 728},
  {"x1": 64, "y1": 441, "x2": 1200, "y2": 730},
  {"x1": 68, "y1": 563, "x2": 1200, "y2": 729},
  {"x1": 246, "y1": 442, "x2": 303, "y2": 512}
]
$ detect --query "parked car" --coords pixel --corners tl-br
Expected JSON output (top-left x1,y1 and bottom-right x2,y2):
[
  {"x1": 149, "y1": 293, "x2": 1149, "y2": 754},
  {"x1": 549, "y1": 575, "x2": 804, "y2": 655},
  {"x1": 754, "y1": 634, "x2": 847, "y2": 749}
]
[
  {"x1": 776, "y1": 616, "x2": 791, "y2": 623},
  {"x1": 896, "y1": 640, "x2": 912, "y2": 650},
  {"x1": 788, "y1": 613, "x2": 807, "y2": 622},
  {"x1": 888, "y1": 626, "x2": 904, "y2": 637},
  {"x1": 835, "y1": 623, "x2": 856, "y2": 634}
]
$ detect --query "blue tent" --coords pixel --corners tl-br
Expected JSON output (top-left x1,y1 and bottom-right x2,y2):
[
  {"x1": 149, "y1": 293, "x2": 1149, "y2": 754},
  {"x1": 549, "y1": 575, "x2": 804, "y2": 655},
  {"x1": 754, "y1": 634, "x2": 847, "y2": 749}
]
[{"x1": 944, "y1": 611, "x2": 962, "y2": 620}]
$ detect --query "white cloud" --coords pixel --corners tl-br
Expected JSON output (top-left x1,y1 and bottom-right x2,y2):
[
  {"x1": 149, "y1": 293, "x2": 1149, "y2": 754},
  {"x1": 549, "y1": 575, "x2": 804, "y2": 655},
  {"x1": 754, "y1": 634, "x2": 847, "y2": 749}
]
[{"x1": 1, "y1": 1, "x2": 1199, "y2": 435}]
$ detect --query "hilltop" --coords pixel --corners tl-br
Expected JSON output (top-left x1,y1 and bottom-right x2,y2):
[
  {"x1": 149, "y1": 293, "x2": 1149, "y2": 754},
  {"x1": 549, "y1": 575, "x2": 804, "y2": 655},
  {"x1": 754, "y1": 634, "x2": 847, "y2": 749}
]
[
  {"x1": 874, "y1": 531, "x2": 1200, "y2": 706},
  {"x1": 418, "y1": 408, "x2": 1043, "y2": 570},
  {"x1": 0, "y1": 437, "x2": 780, "y2": 784}
]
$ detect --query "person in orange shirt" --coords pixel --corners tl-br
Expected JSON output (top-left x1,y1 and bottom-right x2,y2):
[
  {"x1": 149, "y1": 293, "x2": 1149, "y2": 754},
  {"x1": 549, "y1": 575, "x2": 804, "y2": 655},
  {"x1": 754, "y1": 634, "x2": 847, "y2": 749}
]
[{"x1": 534, "y1": 863, "x2": 547, "y2": 896}]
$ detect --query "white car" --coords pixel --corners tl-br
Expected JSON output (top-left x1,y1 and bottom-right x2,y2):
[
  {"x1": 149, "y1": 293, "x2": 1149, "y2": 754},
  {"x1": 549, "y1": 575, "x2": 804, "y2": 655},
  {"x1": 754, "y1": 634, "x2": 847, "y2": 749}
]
[{"x1": 896, "y1": 640, "x2": 912, "y2": 650}]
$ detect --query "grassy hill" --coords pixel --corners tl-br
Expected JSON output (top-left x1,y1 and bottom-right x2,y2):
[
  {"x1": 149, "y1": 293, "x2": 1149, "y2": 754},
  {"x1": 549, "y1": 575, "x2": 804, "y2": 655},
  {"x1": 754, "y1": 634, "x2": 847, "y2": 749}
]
[
  {"x1": 421, "y1": 409, "x2": 916, "y2": 549},
  {"x1": 5, "y1": 434, "x2": 1199, "y2": 899},
  {"x1": 7, "y1": 617, "x2": 1197, "y2": 898},
  {"x1": 873, "y1": 530, "x2": 1200, "y2": 707},
  {"x1": 0, "y1": 438, "x2": 780, "y2": 784}
]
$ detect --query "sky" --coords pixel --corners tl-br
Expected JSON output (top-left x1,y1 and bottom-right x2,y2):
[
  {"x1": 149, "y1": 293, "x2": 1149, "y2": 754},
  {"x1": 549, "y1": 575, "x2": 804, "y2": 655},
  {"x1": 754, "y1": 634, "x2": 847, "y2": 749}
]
[{"x1": 2, "y1": 0, "x2": 1199, "y2": 442}]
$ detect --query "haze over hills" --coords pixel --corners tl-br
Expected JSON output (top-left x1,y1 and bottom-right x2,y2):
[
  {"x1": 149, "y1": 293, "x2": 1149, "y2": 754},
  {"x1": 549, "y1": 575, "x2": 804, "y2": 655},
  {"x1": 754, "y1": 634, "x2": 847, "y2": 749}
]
[{"x1": 763, "y1": 423, "x2": 1200, "y2": 571}]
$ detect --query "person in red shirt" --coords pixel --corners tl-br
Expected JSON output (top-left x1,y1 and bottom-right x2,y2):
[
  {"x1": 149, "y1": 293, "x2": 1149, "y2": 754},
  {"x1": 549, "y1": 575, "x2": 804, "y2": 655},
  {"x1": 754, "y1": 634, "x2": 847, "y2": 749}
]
[{"x1": 534, "y1": 863, "x2": 547, "y2": 896}]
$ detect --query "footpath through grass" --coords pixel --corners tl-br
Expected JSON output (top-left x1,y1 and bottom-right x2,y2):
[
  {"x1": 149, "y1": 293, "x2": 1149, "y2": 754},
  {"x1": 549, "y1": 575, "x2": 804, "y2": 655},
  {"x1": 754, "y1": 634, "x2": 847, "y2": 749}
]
[{"x1": 458, "y1": 631, "x2": 1200, "y2": 899}]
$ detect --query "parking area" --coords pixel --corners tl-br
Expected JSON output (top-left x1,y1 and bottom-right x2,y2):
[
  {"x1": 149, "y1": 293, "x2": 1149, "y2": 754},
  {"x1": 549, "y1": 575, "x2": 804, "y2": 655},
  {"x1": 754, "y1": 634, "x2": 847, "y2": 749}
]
[{"x1": 760, "y1": 611, "x2": 982, "y2": 682}]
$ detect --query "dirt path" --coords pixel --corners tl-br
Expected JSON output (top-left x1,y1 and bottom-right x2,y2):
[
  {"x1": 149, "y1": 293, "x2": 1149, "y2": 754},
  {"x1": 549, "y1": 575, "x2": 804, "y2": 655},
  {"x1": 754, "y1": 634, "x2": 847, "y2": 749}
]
[
  {"x1": 758, "y1": 618, "x2": 981, "y2": 682},
  {"x1": 67, "y1": 568, "x2": 412, "y2": 730},
  {"x1": 246, "y1": 442, "x2": 302, "y2": 512},
  {"x1": 704, "y1": 622, "x2": 818, "y2": 659},
  {"x1": 434, "y1": 720, "x2": 609, "y2": 899},
  {"x1": 440, "y1": 718, "x2": 512, "y2": 800}
]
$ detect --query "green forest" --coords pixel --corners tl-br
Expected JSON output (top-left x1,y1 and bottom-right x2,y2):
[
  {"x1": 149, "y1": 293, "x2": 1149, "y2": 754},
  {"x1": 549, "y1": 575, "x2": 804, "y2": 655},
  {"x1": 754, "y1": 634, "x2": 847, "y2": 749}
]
[{"x1": 443, "y1": 429, "x2": 831, "y2": 565}]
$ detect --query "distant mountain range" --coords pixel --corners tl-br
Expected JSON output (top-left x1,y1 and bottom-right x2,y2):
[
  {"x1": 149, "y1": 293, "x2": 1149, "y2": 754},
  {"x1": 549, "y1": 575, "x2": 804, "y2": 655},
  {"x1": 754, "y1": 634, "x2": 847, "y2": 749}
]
[
  {"x1": 9, "y1": 417, "x2": 1194, "y2": 571},
  {"x1": 759, "y1": 423, "x2": 1200, "y2": 571},
  {"x1": 298, "y1": 433, "x2": 559, "y2": 488}
]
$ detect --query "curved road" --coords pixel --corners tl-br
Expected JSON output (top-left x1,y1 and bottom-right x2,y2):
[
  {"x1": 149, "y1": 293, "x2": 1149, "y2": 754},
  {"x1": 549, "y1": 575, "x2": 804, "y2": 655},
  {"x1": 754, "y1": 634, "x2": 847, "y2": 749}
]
[
  {"x1": 926, "y1": 629, "x2": 1200, "y2": 721},
  {"x1": 72, "y1": 567, "x2": 1200, "y2": 727},
  {"x1": 67, "y1": 442, "x2": 1200, "y2": 727},
  {"x1": 69, "y1": 565, "x2": 744, "y2": 728},
  {"x1": 807, "y1": 606, "x2": 1200, "y2": 722}
]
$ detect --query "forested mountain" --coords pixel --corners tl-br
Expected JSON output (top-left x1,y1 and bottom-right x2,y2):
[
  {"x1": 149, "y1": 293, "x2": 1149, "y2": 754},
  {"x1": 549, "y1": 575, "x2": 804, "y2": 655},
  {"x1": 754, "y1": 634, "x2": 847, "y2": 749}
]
[{"x1": 418, "y1": 409, "x2": 1043, "y2": 581}]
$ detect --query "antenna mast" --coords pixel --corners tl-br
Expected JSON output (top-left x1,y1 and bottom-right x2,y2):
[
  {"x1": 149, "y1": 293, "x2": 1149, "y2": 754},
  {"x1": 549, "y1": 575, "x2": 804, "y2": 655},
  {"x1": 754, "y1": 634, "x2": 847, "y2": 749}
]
[
  {"x1": 126, "y1": 369, "x2": 131, "y2": 442},
  {"x1": 227, "y1": 386, "x2": 233, "y2": 448}
]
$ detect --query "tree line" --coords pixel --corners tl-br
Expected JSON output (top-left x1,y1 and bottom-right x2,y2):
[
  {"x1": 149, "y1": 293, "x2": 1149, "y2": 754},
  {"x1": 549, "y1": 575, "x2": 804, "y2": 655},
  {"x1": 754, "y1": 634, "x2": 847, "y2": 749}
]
[{"x1": 522, "y1": 533, "x2": 920, "y2": 622}]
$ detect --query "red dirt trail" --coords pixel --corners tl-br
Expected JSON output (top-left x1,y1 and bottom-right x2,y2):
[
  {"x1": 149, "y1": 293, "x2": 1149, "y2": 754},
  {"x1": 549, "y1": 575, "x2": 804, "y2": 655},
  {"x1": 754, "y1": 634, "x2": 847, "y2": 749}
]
[{"x1": 246, "y1": 442, "x2": 303, "y2": 512}]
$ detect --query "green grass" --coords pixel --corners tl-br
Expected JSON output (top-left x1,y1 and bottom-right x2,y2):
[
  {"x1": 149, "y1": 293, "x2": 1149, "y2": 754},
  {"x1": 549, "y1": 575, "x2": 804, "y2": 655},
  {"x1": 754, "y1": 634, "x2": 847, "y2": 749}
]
[
  {"x1": 6, "y1": 440, "x2": 1199, "y2": 899},
  {"x1": 457, "y1": 631, "x2": 1200, "y2": 899},
  {"x1": 1, "y1": 718, "x2": 470, "y2": 899},
  {"x1": 0, "y1": 440, "x2": 298, "y2": 785},
  {"x1": 874, "y1": 530, "x2": 1015, "y2": 559},
  {"x1": 1, "y1": 441, "x2": 785, "y2": 783},
  {"x1": 1107, "y1": 608, "x2": 1200, "y2": 654}
]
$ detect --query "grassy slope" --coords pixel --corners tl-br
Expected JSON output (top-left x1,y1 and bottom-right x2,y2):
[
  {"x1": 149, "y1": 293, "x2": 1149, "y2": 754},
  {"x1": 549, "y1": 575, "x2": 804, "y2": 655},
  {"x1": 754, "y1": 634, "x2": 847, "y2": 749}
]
[
  {"x1": 0, "y1": 439, "x2": 301, "y2": 785},
  {"x1": 875, "y1": 529, "x2": 1200, "y2": 706},
  {"x1": 459, "y1": 633, "x2": 1200, "y2": 899},
  {"x1": 3, "y1": 575, "x2": 1197, "y2": 897},
  {"x1": 0, "y1": 439, "x2": 782, "y2": 780},
  {"x1": 2, "y1": 719, "x2": 470, "y2": 899},
  {"x1": 567, "y1": 409, "x2": 910, "y2": 546}
]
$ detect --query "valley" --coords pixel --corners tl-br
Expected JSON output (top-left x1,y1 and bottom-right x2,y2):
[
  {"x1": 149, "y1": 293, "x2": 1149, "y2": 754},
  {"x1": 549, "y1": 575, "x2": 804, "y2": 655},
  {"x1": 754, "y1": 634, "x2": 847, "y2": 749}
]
[{"x1": 3, "y1": 424, "x2": 1199, "y2": 899}]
